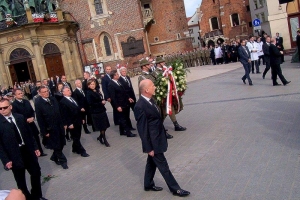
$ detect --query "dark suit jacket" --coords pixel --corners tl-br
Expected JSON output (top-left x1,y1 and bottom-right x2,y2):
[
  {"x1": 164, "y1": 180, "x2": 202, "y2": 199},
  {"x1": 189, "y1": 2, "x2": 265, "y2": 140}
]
[
  {"x1": 72, "y1": 88, "x2": 87, "y2": 110},
  {"x1": 108, "y1": 80, "x2": 130, "y2": 109},
  {"x1": 262, "y1": 43, "x2": 270, "y2": 62},
  {"x1": 0, "y1": 114, "x2": 38, "y2": 169},
  {"x1": 134, "y1": 96, "x2": 167, "y2": 154},
  {"x1": 54, "y1": 92, "x2": 64, "y2": 102},
  {"x1": 238, "y1": 46, "x2": 251, "y2": 65},
  {"x1": 35, "y1": 96, "x2": 66, "y2": 149},
  {"x1": 59, "y1": 97, "x2": 82, "y2": 127},
  {"x1": 297, "y1": 35, "x2": 300, "y2": 47},
  {"x1": 118, "y1": 76, "x2": 136, "y2": 101},
  {"x1": 276, "y1": 37, "x2": 284, "y2": 49},
  {"x1": 269, "y1": 44, "x2": 282, "y2": 65},
  {"x1": 101, "y1": 74, "x2": 111, "y2": 100},
  {"x1": 12, "y1": 99, "x2": 40, "y2": 135},
  {"x1": 86, "y1": 89, "x2": 107, "y2": 114}
]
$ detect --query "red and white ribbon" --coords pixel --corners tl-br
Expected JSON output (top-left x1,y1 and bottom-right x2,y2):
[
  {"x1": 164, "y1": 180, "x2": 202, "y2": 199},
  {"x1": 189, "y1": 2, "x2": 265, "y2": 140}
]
[{"x1": 162, "y1": 66, "x2": 180, "y2": 115}]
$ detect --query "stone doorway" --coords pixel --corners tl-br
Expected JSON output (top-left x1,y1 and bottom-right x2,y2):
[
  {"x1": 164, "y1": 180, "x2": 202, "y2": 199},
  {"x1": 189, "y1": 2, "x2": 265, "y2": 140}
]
[
  {"x1": 43, "y1": 43, "x2": 65, "y2": 78},
  {"x1": 9, "y1": 48, "x2": 36, "y2": 84}
]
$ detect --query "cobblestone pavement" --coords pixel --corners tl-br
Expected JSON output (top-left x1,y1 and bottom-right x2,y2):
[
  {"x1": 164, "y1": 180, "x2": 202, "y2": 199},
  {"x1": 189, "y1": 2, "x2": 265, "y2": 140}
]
[{"x1": 1, "y1": 57, "x2": 300, "y2": 200}]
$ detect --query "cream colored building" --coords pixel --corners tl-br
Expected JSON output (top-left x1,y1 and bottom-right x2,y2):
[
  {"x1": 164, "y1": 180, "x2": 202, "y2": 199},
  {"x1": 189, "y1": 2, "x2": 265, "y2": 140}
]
[
  {"x1": 0, "y1": 8, "x2": 82, "y2": 87},
  {"x1": 249, "y1": 0, "x2": 291, "y2": 49}
]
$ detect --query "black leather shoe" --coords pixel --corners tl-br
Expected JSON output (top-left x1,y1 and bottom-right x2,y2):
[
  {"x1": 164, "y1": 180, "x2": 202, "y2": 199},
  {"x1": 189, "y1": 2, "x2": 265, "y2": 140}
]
[
  {"x1": 39, "y1": 197, "x2": 48, "y2": 200},
  {"x1": 242, "y1": 78, "x2": 246, "y2": 84},
  {"x1": 61, "y1": 163, "x2": 68, "y2": 169},
  {"x1": 40, "y1": 153, "x2": 47, "y2": 157},
  {"x1": 81, "y1": 153, "x2": 90, "y2": 157},
  {"x1": 175, "y1": 125, "x2": 186, "y2": 131},
  {"x1": 127, "y1": 133, "x2": 137, "y2": 137},
  {"x1": 144, "y1": 186, "x2": 163, "y2": 191},
  {"x1": 273, "y1": 83, "x2": 282, "y2": 86},
  {"x1": 284, "y1": 81, "x2": 291, "y2": 86},
  {"x1": 173, "y1": 189, "x2": 190, "y2": 197},
  {"x1": 262, "y1": 75, "x2": 265, "y2": 79},
  {"x1": 249, "y1": 83, "x2": 253, "y2": 86},
  {"x1": 166, "y1": 133, "x2": 173, "y2": 139}
]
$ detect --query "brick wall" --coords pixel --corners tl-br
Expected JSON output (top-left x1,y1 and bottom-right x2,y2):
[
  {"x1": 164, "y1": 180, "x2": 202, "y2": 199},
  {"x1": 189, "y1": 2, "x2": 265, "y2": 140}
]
[{"x1": 199, "y1": 0, "x2": 253, "y2": 41}]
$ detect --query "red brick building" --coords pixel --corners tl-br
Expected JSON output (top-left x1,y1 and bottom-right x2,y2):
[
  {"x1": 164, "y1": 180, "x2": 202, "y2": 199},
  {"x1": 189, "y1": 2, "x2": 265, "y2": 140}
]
[
  {"x1": 60, "y1": 0, "x2": 192, "y2": 69},
  {"x1": 199, "y1": 0, "x2": 253, "y2": 46}
]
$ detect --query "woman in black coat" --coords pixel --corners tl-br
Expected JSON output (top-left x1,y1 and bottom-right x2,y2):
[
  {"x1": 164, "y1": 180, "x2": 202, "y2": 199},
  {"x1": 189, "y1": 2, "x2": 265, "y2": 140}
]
[{"x1": 86, "y1": 79, "x2": 110, "y2": 147}]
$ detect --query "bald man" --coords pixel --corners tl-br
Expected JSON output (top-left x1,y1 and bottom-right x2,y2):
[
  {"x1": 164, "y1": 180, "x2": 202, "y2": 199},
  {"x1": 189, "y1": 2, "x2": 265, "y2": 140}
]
[
  {"x1": 269, "y1": 38, "x2": 290, "y2": 86},
  {"x1": 134, "y1": 79, "x2": 190, "y2": 197}
]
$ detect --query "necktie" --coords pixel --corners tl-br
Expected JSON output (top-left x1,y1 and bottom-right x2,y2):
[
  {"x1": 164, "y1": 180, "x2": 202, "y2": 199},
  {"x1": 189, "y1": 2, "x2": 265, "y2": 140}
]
[
  {"x1": 46, "y1": 98, "x2": 52, "y2": 106},
  {"x1": 149, "y1": 98, "x2": 159, "y2": 112},
  {"x1": 8, "y1": 117, "x2": 23, "y2": 145},
  {"x1": 124, "y1": 77, "x2": 130, "y2": 87},
  {"x1": 70, "y1": 97, "x2": 78, "y2": 106},
  {"x1": 80, "y1": 89, "x2": 85, "y2": 97}
]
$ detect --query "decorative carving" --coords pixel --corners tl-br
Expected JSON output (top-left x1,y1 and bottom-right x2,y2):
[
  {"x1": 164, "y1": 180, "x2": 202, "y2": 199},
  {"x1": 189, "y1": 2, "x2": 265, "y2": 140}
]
[
  {"x1": 61, "y1": 37, "x2": 71, "y2": 42},
  {"x1": 7, "y1": 34, "x2": 24, "y2": 43},
  {"x1": 9, "y1": 48, "x2": 31, "y2": 64},
  {"x1": 0, "y1": 48, "x2": 3, "y2": 54}
]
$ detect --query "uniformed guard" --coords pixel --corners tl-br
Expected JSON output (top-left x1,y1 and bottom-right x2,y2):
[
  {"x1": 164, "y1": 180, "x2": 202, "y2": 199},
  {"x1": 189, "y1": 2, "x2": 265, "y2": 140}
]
[
  {"x1": 196, "y1": 49, "x2": 203, "y2": 66},
  {"x1": 155, "y1": 57, "x2": 186, "y2": 132},
  {"x1": 205, "y1": 47, "x2": 211, "y2": 65}
]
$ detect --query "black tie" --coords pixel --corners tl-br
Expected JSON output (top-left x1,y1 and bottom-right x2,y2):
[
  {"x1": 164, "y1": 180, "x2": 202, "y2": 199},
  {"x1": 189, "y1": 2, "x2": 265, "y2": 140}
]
[
  {"x1": 8, "y1": 117, "x2": 23, "y2": 145},
  {"x1": 149, "y1": 99, "x2": 159, "y2": 112}
]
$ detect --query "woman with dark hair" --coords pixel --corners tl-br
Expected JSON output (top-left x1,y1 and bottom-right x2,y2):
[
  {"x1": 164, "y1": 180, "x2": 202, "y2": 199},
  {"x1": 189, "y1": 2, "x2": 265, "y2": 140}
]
[{"x1": 86, "y1": 79, "x2": 110, "y2": 147}]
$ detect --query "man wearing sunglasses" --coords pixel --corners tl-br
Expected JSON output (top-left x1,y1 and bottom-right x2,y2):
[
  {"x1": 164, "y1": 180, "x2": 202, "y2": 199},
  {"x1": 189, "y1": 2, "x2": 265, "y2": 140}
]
[{"x1": 0, "y1": 99, "x2": 47, "y2": 200}]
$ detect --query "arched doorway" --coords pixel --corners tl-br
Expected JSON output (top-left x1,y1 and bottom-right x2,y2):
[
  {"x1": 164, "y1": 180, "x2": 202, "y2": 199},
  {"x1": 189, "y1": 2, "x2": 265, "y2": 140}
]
[
  {"x1": 9, "y1": 48, "x2": 36, "y2": 84},
  {"x1": 43, "y1": 43, "x2": 65, "y2": 78}
]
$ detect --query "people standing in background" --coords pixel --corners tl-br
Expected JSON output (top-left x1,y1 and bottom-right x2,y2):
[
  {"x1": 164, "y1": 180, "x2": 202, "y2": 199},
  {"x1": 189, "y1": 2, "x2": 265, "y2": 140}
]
[
  {"x1": 214, "y1": 44, "x2": 223, "y2": 65},
  {"x1": 257, "y1": 37, "x2": 264, "y2": 67},
  {"x1": 247, "y1": 36, "x2": 260, "y2": 74}
]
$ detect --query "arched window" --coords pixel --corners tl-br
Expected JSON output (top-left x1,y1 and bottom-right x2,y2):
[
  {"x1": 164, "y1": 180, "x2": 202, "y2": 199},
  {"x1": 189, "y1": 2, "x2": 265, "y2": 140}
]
[
  {"x1": 94, "y1": 0, "x2": 103, "y2": 15},
  {"x1": 231, "y1": 13, "x2": 240, "y2": 27},
  {"x1": 103, "y1": 35, "x2": 112, "y2": 56},
  {"x1": 210, "y1": 17, "x2": 219, "y2": 30}
]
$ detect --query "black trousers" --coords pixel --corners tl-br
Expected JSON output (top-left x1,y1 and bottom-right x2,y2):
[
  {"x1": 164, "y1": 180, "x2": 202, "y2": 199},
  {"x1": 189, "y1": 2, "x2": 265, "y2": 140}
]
[
  {"x1": 263, "y1": 60, "x2": 271, "y2": 78},
  {"x1": 50, "y1": 148, "x2": 67, "y2": 165},
  {"x1": 144, "y1": 153, "x2": 181, "y2": 192},
  {"x1": 12, "y1": 145, "x2": 42, "y2": 200},
  {"x1": 271, "y1": 64, "x2": 288, "y2": 85},
  {"x1": 70, "y1": 125, "x2": 86, "y2": 154},
  {"x1": 117, "y1": 106, "x2": 131, "y2": 134},
  {"x1": 251, "y1": 60, "x2": 260, "y2": 73}
]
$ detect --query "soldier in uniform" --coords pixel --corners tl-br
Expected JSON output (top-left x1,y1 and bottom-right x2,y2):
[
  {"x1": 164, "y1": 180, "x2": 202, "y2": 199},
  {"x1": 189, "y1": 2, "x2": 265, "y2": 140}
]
[
  {"x1": 205, "y1": 47, "x2": 211, "y2": 65},
  {"x1": 196, "y1": 49, "x2": 203, "y2": 66},
  {"x1": 155, "y1": 57, "x2": 186, "y2": 132}
]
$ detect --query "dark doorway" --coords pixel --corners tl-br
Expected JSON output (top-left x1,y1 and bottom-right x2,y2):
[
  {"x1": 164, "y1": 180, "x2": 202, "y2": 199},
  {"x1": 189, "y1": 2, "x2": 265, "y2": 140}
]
[{"x1": 14, "y1": 62, "x2": 30, "y2": 82}]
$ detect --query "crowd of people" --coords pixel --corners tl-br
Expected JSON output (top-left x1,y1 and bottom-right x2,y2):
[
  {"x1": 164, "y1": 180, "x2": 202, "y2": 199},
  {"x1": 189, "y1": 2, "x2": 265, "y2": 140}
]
[{"x1": 0, "y1": 32, "x2": 289, "y2": 199}]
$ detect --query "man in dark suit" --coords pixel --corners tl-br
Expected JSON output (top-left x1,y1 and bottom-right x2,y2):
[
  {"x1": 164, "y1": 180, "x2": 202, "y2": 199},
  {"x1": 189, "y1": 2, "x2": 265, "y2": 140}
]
[
  {"x1": 60, "y1": 87, "x2": 89, "y2": 157},
  {"x1": 118, "y1": 67, "x2": 136, "y2": 130},
  {"x1": 0, "y1": 99, "x2": 47, "y2": 200},
  {"x1": 134, "y1": 79, "x2": 190, "y2": 197},
  {"x1": 49, "y1": 77, "x2": 56, "y2": 96},
  {"x1": 31, "y1": 81, "x2": 42, "y2": 98},
  {"x1": 275, "y1": 33, "x2": 284, "y2": 63},
  {"x1": 262, "y1": 36, "x2": 271, "y2": 79},
  {"x1": 108, "y1": 70, "x2": 136, "y2": 137},
  {"x1": 12, "y1": 89, "x2": 47, "y2": 157},
  {"x1": 270, "y1": 38, "x2": 290, "y2": 86},
  {"x1": 60, "y1": 75, "x2": 72, "y2": 91},
  {"x1": 72, "y1": 79, "x2": 91, "y2": 134},
  {"x1": 35, "y1": 86, "x2": 68, "y2": 169},
  {"x1": 296, "y1": 30, "x2": 300, "y2": 62},
  {"x1": 238, "y1": 39, "x2": 253, "y2": 86},
  {"x1": 101, "y1": 66, "x2": 119, "y2": 125}
]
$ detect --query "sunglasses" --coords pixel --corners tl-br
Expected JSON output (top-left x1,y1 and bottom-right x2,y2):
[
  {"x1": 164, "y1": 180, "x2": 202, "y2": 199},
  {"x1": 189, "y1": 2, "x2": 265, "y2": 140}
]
[{"x1": 0, "y1": 106, "x2": 9, "y2": 110}]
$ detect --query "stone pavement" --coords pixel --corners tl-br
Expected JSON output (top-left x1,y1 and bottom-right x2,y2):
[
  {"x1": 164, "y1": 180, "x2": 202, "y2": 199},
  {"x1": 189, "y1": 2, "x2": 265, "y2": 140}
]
[{"x1": 1, "y1": 57, "x2": 300, "y2": 200}]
